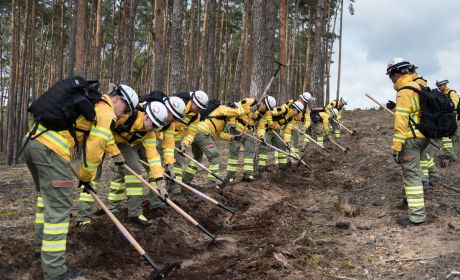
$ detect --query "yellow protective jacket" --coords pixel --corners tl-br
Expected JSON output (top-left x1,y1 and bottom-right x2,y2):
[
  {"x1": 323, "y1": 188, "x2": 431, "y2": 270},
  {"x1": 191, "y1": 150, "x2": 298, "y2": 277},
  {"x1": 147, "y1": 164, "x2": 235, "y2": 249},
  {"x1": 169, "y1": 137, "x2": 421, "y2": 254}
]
[
  {"x1": 258, "y1": 103, "x2": 301, "y2": 143},
  {"x1": 196, "y1": 103, "x2": 250, "y2": 141},
  {"x1": 174, "y1": 100, "x2": 200, "y2": 146},
  {"x1": 113, "y1": 112, "x2": 165, "y2": 179},
  {"x1": 325, "y1": 100, "x2": 344, "y2": 121},
  {"x1": 228, "y1": 98, "x2": 266, "y2": 133},
  {"x1": 410, "y1": 73, "x2": 428, "y2": 88},
  {"x1": 79, "y1": 95, "x2": 120, "y2": 181},
  {"x1": 301, "y1": 103, "x2": 311, "y2": 129},
  {"x1": 444, "y1": 87, "x2": 459, "y2": 108},
  {"x1": 156, "y1": 123, "x2": 176, "y2": 165},
  {"x1": 392, "y1": 74, "x2": 425, "y2": 152}
]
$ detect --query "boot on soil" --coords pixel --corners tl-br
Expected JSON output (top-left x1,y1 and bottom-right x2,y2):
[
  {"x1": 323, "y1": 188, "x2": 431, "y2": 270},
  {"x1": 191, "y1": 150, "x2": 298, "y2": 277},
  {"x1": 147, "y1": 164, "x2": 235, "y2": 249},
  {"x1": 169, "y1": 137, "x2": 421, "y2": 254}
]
[
  {"x1": 242, "y1": 174, "x2": 254, "y2": 183},
  {"x1": 57, "y1": 268, "x2": 86, "y2": 280},
  {"x1": 76, "y1": 220, "x2": 91, "y2": 227},
  {"x1": 422, "y1": 180, "x2": 430, "y2": 194},
  {"x1": 128, "y1": 214, "x2": 154, "y2": 227},
  {"x1": 396, "y1": 217, "x2": 425, "y2": 227}
]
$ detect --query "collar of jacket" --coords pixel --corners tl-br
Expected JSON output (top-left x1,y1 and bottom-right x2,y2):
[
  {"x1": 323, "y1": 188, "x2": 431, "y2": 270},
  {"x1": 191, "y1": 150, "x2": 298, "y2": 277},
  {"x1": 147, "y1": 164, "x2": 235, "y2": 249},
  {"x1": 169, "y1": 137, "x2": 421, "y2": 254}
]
[
  {"x1": 443, "y1": 87, "x2": 453, "y2": 95},
  {"x1": 394, "y1": 74, "x2": 415, "y2": 91}
]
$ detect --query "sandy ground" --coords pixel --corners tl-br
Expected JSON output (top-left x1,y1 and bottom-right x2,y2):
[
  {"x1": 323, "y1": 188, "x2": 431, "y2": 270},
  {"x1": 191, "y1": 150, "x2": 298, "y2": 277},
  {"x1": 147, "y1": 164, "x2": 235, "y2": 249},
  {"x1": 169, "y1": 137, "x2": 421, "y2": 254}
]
[{"x1": 1, "y1": 109, "x2": 460, "y2": 280}]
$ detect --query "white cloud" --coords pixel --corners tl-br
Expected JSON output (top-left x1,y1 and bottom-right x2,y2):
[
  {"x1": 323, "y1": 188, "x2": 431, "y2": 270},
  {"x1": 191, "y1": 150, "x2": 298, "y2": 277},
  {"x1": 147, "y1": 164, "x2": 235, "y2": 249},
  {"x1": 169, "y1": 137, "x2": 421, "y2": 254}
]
[{"x1": 329, "y1": 0, "x2": 460, "y2": 109}]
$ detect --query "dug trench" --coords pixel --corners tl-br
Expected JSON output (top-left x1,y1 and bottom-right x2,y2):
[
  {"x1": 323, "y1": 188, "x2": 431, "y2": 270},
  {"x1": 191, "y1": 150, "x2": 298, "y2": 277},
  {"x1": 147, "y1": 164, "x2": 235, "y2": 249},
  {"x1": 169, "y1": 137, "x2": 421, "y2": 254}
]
[{"x1": 1, "y1": 110, "x2": 460, "y2": 279}]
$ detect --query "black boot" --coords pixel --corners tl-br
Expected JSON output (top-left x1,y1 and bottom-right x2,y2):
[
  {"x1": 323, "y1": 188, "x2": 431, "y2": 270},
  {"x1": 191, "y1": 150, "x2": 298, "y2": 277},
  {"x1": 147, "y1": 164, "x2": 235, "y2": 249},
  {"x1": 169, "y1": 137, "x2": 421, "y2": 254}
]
[{"x1": 128, "y1": 215, "x2": 154, "y2": 227}]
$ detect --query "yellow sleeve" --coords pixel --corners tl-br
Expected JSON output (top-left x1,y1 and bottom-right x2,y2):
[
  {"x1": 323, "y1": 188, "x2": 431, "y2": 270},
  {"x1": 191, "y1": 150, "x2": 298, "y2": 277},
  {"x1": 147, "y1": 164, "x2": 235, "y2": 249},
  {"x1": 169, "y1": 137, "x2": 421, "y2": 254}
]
[
  {"x1": 392, "y1": 90, "x2": 412, "y2": 152},
  {"x1": 182, "y1": 115, "x2": 200, "y2": 146},
  {"x1": 325, "y1": 103, "x2": 333, "y2": 114},
  {"x1": 322, "y1": 113, "x2": 330, "y2": 135},
  {"x1": 219, "y1": 131, "x2": 233, "y2": 141},
  {"x1": 221, "y1": 105, "x2": 247, "y2": 118},
  {"x1": 143, "y1": 132, "x2": 164, "y2": 180},
  {"x1": 450, "y1": 90, "x2": 459, "y2": 108},
  {"x1": 303, "y1": 108, "x2": 311, "y2": 129},
  {"x1": 257, "y1": 111, "x2": 272, "y2": 138},
  {"x1": 79, "y1": 108, "x2": 118, "y2": 181},
  {"x1": 162, "y1": 122, "x2": 176, "y2": 165},
  {"x1": 337, "y1": 108, "x2": 344, "y2": 120}
]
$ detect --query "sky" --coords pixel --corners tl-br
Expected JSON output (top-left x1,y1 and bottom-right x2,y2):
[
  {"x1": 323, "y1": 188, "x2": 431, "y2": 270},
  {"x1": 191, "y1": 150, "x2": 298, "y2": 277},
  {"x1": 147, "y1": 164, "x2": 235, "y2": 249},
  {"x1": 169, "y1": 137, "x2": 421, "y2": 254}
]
[{"x1": 328, "y1": 0, "x2": 460, "y2": 109}]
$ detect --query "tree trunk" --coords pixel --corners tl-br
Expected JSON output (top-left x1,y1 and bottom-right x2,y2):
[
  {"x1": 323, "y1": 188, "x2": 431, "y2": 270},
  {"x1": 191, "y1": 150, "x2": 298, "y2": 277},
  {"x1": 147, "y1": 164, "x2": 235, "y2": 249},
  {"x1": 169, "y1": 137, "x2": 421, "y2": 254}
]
[
  {"x1": 66, "y1": 0, "x2": 77, "y2": 77},
  {"x1": 93, "y1": 0, "x2": 102, "y2": 79},
  {"x1": 279, "y1": 0, "x2": 288, "y2": 100},
  {"x1": 122, "y1": 0, "x2": 139, "y2": 84},
  {"x1": 197, "y1": 0, "x2": 209, "y2": 89},
  {"x1": 206, "y1": 0, "x2": 217, "y2": 98},
  {"x1": 249, "y1": 0, "x2": 276, "y2": 99},
  {"x1": 241, "y1": 0, "x2": 252, "y2": 96},
  {"x1": 170, "y1": 0, "x2": 186, "y2": 93},
  {"x1": 336, "y1": 0, "x2": 344, "y2": 101},
  {"x1": 152, "y1": 0, "x2": 166, "y2": 91},
  {"x1": 75, "y1": 0, "x2": 87, "y2": 76},
  {"x1": 232, "y1": 0, "x2": 250, "y2": 100}
]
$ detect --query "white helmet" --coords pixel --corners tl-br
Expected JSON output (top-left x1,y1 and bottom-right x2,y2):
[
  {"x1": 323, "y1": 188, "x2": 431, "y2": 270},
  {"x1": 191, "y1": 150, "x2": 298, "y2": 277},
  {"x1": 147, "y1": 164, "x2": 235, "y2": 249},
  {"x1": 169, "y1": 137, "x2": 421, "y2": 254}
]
[
  {"x1": 436, "y1": 80, "x2": 449, "y2": 87},
  {"x1": 145, "y1": 101, "x2": 168, "y2": 129},
  {"x1": 340, "y1": 97, "x2": 348, "y2": 106},
  {"x1": 300, "y1": 92, "x2": 312, "y2": 103},
  {"x1": 263, "y1": 95, "x2": 277, "y2": 110},
  {"x1": 163, "y1": 96, "x2": 186, "y2": 119},
  {"x1": 331, "y1": 108, "x2": 339, "y2": 118},
  {"x1": 191, "y1": 90, "x2": 208, "y2": 109},
  {"x1": 386, "y1": 57, "x2": 415, "y2": 75},
  {"x1": 292, "y1": 101, "x2": 304, "y2": 114},
  {"x1": 117, "y1": 84, "x2": 139, "y2": 114}
]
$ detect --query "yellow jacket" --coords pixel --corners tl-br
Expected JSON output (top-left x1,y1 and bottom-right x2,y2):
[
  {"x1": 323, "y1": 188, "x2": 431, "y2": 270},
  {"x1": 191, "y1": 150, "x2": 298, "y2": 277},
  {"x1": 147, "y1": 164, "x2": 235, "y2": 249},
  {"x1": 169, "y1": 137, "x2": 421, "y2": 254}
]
[
  {"x1": 174, "y1": 101, "x2": 200, "y2": 146},
  {"x1": 325, "y1": 100, "x2": 344, "y2": 121},
  {"x1": 410, "y1": 73, "x2": 428, "y2": 88},
  {"x1": 392, "y1": 74, "x2": 424, "y2": 152},
  {"x1": 196, "y1": 104, "x2": 249, "y2": 141},
  {"x1": 79, "y1": 95, "x2": 120, "y2": 181},
  {"x1": 444, "y1": 87, "x2": 459, "y2": 108},
  {"x1": 228, "y1": 98, "x2": 266, "y2": 133},
  {"x1": 302, "y1": 103, "x2": 311, "y2": 129},
  {"x1": 112, "y1": 112, "x2": 165, "y2": 179},
  {"x1": 257, "y1": 103, "x2": 301, "y2": 143},
  {"x1": 156, "y1": 123, "x2": 176, "y2": 165}
]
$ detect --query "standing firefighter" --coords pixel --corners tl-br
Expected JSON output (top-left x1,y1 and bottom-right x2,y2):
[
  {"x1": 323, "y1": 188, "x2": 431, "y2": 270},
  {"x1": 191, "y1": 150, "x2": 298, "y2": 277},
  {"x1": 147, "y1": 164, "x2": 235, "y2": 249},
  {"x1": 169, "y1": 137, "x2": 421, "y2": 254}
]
[
  {"x1": 257, "y1": 101, "x2": 304, "y2": 170},
  {"x1": 386, "y1": 57, "x2": 428, "y2": 226},
  {"x1": 170, "y1": 90, "x2": 209, "y2": 195},
  {"x1": 226, "y1": 96, "x2": 277, "y2": 183},
  {"x1": 24, "y1": 79, "x2": 138, "y2": 279},
  {"x1": 436, "y1": 79, "x2": 459, "y2": 161},
  {"x1": 182, "y1": 100, "x2": 251, "y2": 188},
  {"x1": 325, "y1": 97, "x2": 348, "y2": 139}
]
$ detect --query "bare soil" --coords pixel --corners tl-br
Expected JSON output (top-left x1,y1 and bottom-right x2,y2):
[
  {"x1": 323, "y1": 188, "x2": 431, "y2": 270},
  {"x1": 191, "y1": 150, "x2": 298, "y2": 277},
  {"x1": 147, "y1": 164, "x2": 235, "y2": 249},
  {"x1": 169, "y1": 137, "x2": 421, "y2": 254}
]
[{"x1": 1, "y1": 110, "x2": 460, "y2": 280}]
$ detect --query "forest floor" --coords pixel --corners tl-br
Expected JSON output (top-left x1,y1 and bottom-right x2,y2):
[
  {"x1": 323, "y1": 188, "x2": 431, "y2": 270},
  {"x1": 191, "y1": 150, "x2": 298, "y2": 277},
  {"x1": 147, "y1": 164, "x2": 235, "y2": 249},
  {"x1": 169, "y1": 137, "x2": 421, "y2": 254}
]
[{"x1": 1, "y1": 109, "x2": 460, "y2": 280}]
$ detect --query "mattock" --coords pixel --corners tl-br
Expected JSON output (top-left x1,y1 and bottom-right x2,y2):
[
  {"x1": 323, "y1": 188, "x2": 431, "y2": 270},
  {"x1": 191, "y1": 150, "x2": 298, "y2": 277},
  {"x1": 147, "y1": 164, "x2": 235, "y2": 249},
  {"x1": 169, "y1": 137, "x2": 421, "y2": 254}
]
[{"x1": 328, "y1": 137, "x2": 351, "y2": 153}]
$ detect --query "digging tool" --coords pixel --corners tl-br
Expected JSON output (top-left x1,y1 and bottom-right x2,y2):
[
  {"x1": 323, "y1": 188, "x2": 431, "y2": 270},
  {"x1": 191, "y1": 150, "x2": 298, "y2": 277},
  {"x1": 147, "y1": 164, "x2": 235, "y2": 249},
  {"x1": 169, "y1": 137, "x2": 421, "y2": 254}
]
[
  {"x1": 256, "y1": 60, "x2": 287, "y2": 103},
  {"x1": 271, "y1": 130, "x2": 309, "y2": 167},
  {"x1": 290, "y1": 125, "x2": 329, "y2": 152},
  {"x1": 139, "y1": 160, "x2": 236, "y2": 216},
  {"x1": 122, "y1": 164, "x2": 216, "y2": 241},
  {"x1": 364, "y1": 93, "x2": 441, "y2": 150},
  {"x1": 176, "y1": 148, "x2": 226, "y2": 183},
  {"x1": 327, "y1": 137, "x2": 350, "y2": 153},
  {"x1": 332, "y1": 119, "x2": 356, "y2": 136},
  {"x1": 68, "y1": 165, "x2": 177, "y2": 279},
  {"x1": 243, "y1": 132, "x2": 310, "y2": 170}
]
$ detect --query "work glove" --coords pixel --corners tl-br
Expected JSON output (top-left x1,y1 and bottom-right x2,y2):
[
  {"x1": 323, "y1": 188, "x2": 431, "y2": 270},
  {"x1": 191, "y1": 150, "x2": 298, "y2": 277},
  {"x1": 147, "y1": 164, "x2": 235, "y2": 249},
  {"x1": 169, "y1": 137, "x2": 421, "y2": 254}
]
[
  {"x1": 112, "y1": 153, "x2": 125, "y2": 166},
  {"x1": 386, "y1": 100, "x2": 396, "y2": 110},
  {"x1": 78, "y1": 180, "x2": 96, "y2": 194},
  {"x1": 178, "y1": 143, "x2": 187, "y2": 154},
  {"x1": 259, "y1": 138, "x2": 267, "y2": 146},
  {"x1": 393, "y1": 152, "x2": 402, "y2": 164},
  {"x1": 156, "y1": 179, "x2": 169, "y2": 201},
  {"x1": 165, "y1": 164, "x2": 175, "y2": 180},
  {"x1": 233, "y1": 135, "x2": 242, "y2": 141}
]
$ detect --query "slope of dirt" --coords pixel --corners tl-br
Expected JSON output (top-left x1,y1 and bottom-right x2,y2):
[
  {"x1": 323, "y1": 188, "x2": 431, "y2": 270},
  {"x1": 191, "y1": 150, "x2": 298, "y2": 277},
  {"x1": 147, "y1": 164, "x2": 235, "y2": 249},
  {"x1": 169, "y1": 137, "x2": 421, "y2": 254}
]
[{"x1": 1, "y1": 109, "x2": 460, "y2": 279}]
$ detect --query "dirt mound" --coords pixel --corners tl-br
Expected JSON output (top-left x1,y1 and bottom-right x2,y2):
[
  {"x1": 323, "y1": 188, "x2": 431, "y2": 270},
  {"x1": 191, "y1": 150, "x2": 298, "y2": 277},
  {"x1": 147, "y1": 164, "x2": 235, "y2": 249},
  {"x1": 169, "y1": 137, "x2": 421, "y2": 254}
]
[{"x1": 1, "y1": 110, "x2": 460, "y2": 279}]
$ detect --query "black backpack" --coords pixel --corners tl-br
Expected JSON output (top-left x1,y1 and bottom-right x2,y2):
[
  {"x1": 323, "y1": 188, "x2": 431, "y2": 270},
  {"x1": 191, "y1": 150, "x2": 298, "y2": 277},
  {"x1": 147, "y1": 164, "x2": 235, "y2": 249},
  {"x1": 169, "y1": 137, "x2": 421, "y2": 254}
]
[
  {"x1": 139, "y1": 90, "x2": 167, "y2": 103},
  {"x1": 310, "y1": 106, "x2": 325, "y2": 123},
  {"x1": 200, "y1": 99, "x2": 222, "y2": 120},
  {"x1": 401, "y1": 86, "x2": 457, "y2": 138},
  {"x1": 18, "y1": 77, "x2": 101, "y2": 157},
  {"x1": 447, "y1": 90, "x2": 460, "y2": 120}
]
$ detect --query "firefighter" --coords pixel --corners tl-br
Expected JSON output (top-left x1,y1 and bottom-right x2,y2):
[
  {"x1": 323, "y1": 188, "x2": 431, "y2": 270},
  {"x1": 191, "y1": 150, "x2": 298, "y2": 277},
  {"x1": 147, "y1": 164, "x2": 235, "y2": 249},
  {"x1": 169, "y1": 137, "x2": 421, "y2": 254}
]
[
  {"x1": 257, "y1": 101, "x2": 305, "y2": 171},
  {"x1": 325, "y1": 97, "x2": 348, "y2": 139},
  {"x1": 182, "y1": 100, "x2": 252, "y2": 188},
  {"x1": 309, "y1": 106, "x2": 336, "y2": 147},
  {"x1": 437, "y1": 79, "x2": 459, "y2": 162},
  {"x1": 24, "y1": 82, "x2": 138, "y2": 279},
  {"x1": 299, "y1": 92, "x2": 313, "y2": 150},
  {"x1": 387, "y1": 57, "x2": 428, "y2": 226},
  {"x1": 169, "y1": 90, "x2": 209, "y2": 195},
  {"x1": 225, "y1": 96, "x2": 277, "y2": 183}
]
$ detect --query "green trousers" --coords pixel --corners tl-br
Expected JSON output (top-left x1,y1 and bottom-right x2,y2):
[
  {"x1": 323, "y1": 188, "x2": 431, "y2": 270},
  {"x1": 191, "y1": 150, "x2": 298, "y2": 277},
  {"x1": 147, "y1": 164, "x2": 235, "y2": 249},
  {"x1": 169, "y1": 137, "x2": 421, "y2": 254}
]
[
  {"x1": 24, "y1": 140, "x2": 74, "y2": 280},
  {"x1": 420, "y1": 140, "x2": 440, "y2": 184},
  {"x1": 136, "y1": 145, "x2": 166, "y2": 209},
  {"x1": 257, "y1": 130, "x2": 287, "y2": 168},
  {"x1": 107, "y1": 143, "x2": 145, "y2": 218},
  {"x1": 168, "y1": 141, "x2": 183, "y2": 194},
  {"x1": 331, "y1": 120, "x2": 341, "y2": 139},
  {"x1": 182, "y1": 131, "x2": 220, "y2": 186},
  {"x1": 226, "y1": 129, "x2": 255, "y2": 180},
  {"x1": 400, "y1": 138, "x2": 429, "y2": 223},
  {"x1": 289, "y1": 129, "x2": 300, "y2": 163},
  {"x1": 311, "y1": 122, "x2": 325, "y2": 147}
]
